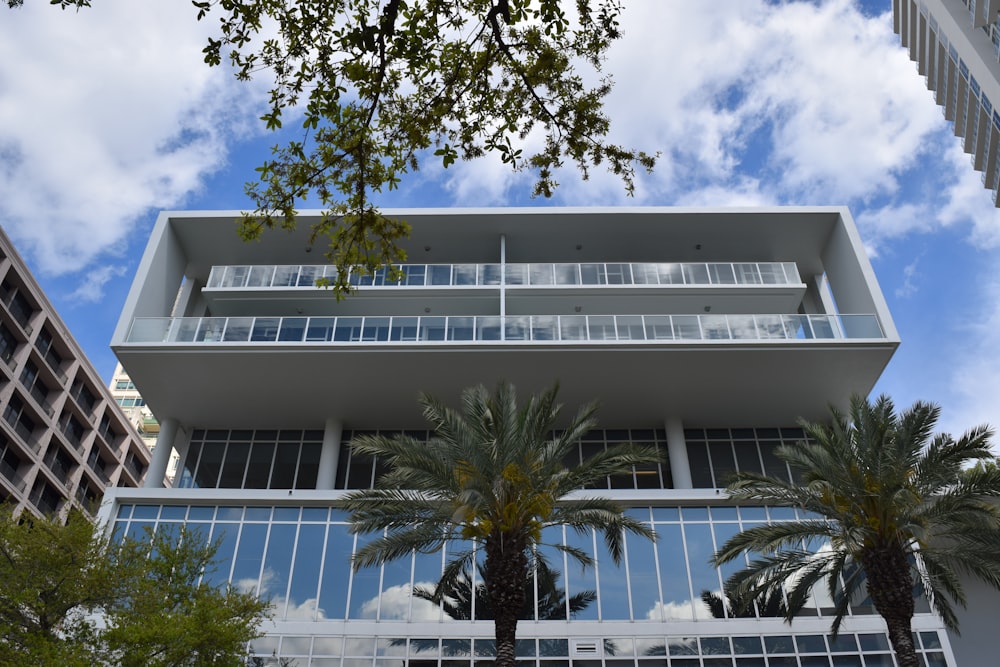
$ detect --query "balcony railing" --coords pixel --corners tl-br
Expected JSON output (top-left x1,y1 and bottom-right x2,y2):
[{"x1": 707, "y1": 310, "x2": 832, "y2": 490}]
[
  {"x1": 206, "y1": 261, "x2": 802, "y2": 290},
  {"x1": 127, "y1": 313, "x2": 884, "y2": 346}
]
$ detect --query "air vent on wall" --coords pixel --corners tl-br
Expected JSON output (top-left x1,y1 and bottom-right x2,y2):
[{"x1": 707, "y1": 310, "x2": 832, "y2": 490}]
[{"x1": 569, "y1": 639, "x2": 602, "y2": 658}]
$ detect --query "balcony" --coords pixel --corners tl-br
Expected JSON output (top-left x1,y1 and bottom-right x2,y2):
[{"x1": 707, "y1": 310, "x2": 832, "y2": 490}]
[
  {"x1": 127, "y1": 312, "x2": 885, "y2": 346},
  {"x1": 0, "y1": 457, "x2": 27, "y2": 493},
  {"x1": 208, "y1": 261, "x2": 802, "y2": 289}
]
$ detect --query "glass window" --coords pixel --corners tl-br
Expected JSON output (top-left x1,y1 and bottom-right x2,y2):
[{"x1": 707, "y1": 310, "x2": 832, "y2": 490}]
[
  {"x1": 231, "y1": 523, "x2": 268, "y2": 594},
  {"x1": 318, "y1": 524, "x2": 353, "y2": 619},
  {"x1": 270, "y1": 445, "x2": 299, "y2": 489},
  {"x1": 247, "y1": 265, "x2": 275, "y2": 287},
  {"x1": 250, "y1": 317, "x2": 280, "y2": 342},
  {"x1": 218, "y1": 441, "x2": 250, "y2": 488},
  {"x1": 194, "y1": 444, "x2": 224, "y2": 488},
  {"x1": 563, "y1": 528, "x2": 598, "y2": 621},
  {"x1": 332, "y1": 318, "x2": 362, "y2": 342},
  {"x1": 261, "y1": 523, "x2": 297, "y2": 615},
  {"x1": 296, "y1": 442, "x2": 321, "y2": 489}
]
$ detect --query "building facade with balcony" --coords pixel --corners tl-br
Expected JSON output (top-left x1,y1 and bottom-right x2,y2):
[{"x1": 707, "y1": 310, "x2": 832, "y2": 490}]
[
  {"x1": 0, "y1": 226, "x2": 152, "y2": 519},
  {"x1": 104, "y1": 207, "x2": 968, "y2": 665},
  {"x1": 108, "y1": 362, "x2": 176, "y2": 482},
  {"x1": 893, "y1": 0, "x2": 1000, "y2": 205}
]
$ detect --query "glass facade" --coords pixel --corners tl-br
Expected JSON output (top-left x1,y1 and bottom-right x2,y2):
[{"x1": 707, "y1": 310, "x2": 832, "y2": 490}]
[
  {"x1": 112, "y1": 502, "x2": 947, "y2": 667},
  {"x1": 178, "y1": 429, "x2": 324, "y2": 490}
]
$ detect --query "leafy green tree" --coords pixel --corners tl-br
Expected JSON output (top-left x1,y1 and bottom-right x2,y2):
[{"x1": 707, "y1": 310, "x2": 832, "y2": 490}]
[
  {"x1": 0, "y1": 507, "x2": 269, "y2": 667},
  {"x1": 13, "y1": 0, "x2": 656, "y2": 295},
  {"x1": 340, "y1": 382, "x2": 660, "y2": 667},
  {"x1": 712, "y1": 395, "x2": 1000, "y2": 667}
]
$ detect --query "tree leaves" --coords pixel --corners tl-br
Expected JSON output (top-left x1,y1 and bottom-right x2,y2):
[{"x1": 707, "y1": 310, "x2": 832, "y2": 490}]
[{"x1": 192, "y1": 0, "x2": 657, "y2": 297}]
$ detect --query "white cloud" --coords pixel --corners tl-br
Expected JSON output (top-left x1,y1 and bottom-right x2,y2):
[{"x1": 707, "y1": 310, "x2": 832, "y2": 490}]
[
  {"x1": 894, "y1": 256, "x2": 921, "y2": 299},
  {"x1": 66, "y1": 263, "x2": 128, "y2": 303},
  {"x1": 0, "y1": 0, "x2": 267, "y2": 278},
  {"x1": 944, "y1": 272, "x2": 1000, "y2": 440}
]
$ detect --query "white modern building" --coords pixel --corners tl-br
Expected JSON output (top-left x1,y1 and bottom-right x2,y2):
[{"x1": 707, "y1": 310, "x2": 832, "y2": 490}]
[
  {"x1": 893, "y1": 0, "x2": 1000, "y2": 205},
  {"x1": 102, "y1": 207, "x2": 966, "y2": 666}
]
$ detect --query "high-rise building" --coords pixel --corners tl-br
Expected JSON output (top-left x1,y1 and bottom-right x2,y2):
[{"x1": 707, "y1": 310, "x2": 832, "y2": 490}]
[
  {"x1": 108, "y1": 362, "x2": 177, "y2": 482},
  {"x1": 104, "y1": 207, "x2": 977, "y2": 665},
  {"x1": 0, "y1": 225, "x2": 153, "y2": 519},
  {"x1": 893, "y1": 0, "x2": 1000, "y2": 205}
]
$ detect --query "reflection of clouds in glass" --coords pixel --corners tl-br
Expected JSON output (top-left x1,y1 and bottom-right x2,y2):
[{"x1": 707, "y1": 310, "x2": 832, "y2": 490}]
[
  {"x1": 358, "y1": 583, "x2": 442, "y2": 621},
  {"x1": 643, "y1": 592, "x2": 720, "y2": 621}
]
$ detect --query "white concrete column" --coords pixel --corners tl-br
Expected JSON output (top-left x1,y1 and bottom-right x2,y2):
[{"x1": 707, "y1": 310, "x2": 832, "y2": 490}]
[
  {"x1": 144, "y1": 417, "x2": 179, "y2": 488},
  {"x1": 316, "y1": 418, "x2": 343, "y2": 490},
  {"x1": 665, "y1": 416, "x2": 692, "y2": 489}
]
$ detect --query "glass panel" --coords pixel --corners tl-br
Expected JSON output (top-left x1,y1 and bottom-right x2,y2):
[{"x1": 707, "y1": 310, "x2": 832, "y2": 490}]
[
  {"x1": 244, "y1": 442, "x2": 275, "y2": 489},
  {"x1": 734, "y1": 263, "x2": 761, "y2": 285},
  {"x1": 587, "y1": 315, "x2": 616, "y2": 341},
  {"x1": 247, "y1": 265, "x2": 274, "y2": 287},
  {"x1": 505, "y1": 264, "x2": 527, "y2": 285},
  {"x1": 447, "y1": 317, "x2": 475, "y2": 341},
  {"x1": 727, "y1": 315, "x2": 756, "y2": 340},
  {"x1": 194, "y1": 443, "x2": 224, "y2": 488},
  {"x1": 477, "y1": 316, "x2": 502, "y2": 341},
  {"x1": 270, "y1": 445, "x2": 299, "y2": 489},
  {"x1": 261, "y1": 523, "x2": 297, "y2": 616},
  {"x1": 643, "y1": 315, "x2": 673, "y2": 340},
  {"x1": 411, "y1": 549, "x2": 442, "y2": 622},
  {"x1": 231, "y1": 523, "x2": 268, "y2": 594},
  {"x1": 278, "y1": 317, "x2": 307, "y2": 341},
  {"x1": 454, "y1": 264, "x2": 478, "y2": 285},
  {"x1": 298, "y1": 265, "x2": 320, "y2": 286},
  {"x1": 683, "y1": 523, "x2": 721, "y2": 620},
  {"x1": 758, "y1": 263, "x2": 784, "y2": 284},
  {"x1": 809, "y1": 315, "x2": 835, "y2": 339},
  {"x1": 401, "y1": 264, "x2": 426, "y2": 286},
  {"x1": 428, "y1": 264, "x2": 452, "y2": 285},
  {"x1": 222, "y1": 266, "x2": 249, "y2": 287},
  {"x1": 536, "y1": 526, "x2": 567, "y2": 620},
  {"x1": 218, "y1": 442, "x2": 250, "y2": 488},
  {"x1": 701, "y1": 315, "x2": 730, "y2": 339},
  {"x1": 673, "y1": 316, "x2": 701, "y2": 340},
  {"x1": 841, "y1": 315, "x2": 883, "y2": 338},
  {"x1": 617, "y1": 316, "x2": 645, "y2": 340},
  {"x1": 419, "y1": 317, "x2": 447, "y2": 341},
  {"x1": 504, "y1": 315, "x2": 529, "y2": 341},
  {"x1": 596, "y1": 526, "x2": 630, "y2": 618},
  {"x1": 348, "y1": 535, "x2": 381, "y2": 619},
  {"x1": 362, "y1": 317, "x2": 391, "y2": 342},
  {"x1": 554, "y1": 264, "x2": 580, "y2": 285},
  {"x1": 579, "y1": 263, "x2": 606, "y2": 285},
  {"x1": 605, "y1": 263, "x2": 630, "y2": 284},
  {"x1": 682, "y1": 264, "x2": 709, "y2": 284},
  {"x1": 250, "y1": 317, "x2": 280, "y2": 342},
  {"x1": 390, "y1": 317, "x2": 419, "y2": 342},
  {"x1": 709, "y1": 442, "x2": 737, "y2": 487},
  {"x1": 318, "y1": 524, "x2": 353, "y2": 619},
  {"x1": 754, "y1": 315, "x2": 786, "y2": 339},
  {"x1": 295, "y1": 442, "x2": 321, "y2": 489},
  {"x1": 564, "y1": 528, "x2": 598, "y2": 620},
  {"x1": 656, "y1": 263, "x2": 683, "y2": 284},
  {"x1": 708, "y1": 263, "x2": 736, "y2": 284},
  {"x1": 204, "y1": 522, "x2": 238, "y2": 587},
  {"x1": 306, "y1": 317, "x2": 336, "y2": 342},
  {"x1": 559, "y1": 315, "x2": 587, "y2": 341},
  {"x1": 273, "y1": 266, "x2": 299, "y2": 287},
  {"x1": 196, "y1": 317, "x2": 227, "y2": 342},
  {"x1": 480, "y1": 264, "x2": 502, "y2": 285},
  {"x1": 379, "y1": 547, "x2": 413, "y2": 620},
  {"x1": 529, "y1": 264, "x2": 555, "y2": 285},
  {"x1": 531, "y1": 316, "x2": 557, "y2": 341},
  {"x1": 626, "y1": 528, "x2": 660, "y2": 621},
  {"x1": 332, "y1": 317, "x2": 362, "y2": 342}
]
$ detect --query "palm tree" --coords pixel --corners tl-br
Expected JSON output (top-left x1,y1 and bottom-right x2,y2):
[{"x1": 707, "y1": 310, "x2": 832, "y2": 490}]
[
  {"x1": 340, "y1": 382, "x2": 660, "y2": 667},
  {"x1": 712, "y1": 394, "x2": 1000, "y2": 667}
]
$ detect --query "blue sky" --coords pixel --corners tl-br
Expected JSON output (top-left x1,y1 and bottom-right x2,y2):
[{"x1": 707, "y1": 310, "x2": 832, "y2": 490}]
[{"x1": 1, "y1": 0, "x2": 998, "y2": 437}]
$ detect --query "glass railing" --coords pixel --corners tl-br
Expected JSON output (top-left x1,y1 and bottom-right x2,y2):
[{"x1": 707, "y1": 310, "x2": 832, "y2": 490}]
[
  {"x1": 206, "y1": 261, "x2": 802, "y2": 289},
  {"x1": 127, "y1": 313, "x2": 884, "y2": 345}
]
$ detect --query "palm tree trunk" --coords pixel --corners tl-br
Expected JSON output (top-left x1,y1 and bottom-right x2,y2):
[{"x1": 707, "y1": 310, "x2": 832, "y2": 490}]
[
  {"x1": 484, "y1": 531, "x2": 527, "y2": 667},
  {"x1": 862, "y1": 544, "x2": 918, "y2": 667}
]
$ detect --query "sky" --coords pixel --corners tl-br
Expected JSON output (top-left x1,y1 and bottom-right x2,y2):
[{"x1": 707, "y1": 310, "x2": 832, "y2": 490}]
[{"x1": 0, "y1": 0, "x2": 998, "y2": 438}]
